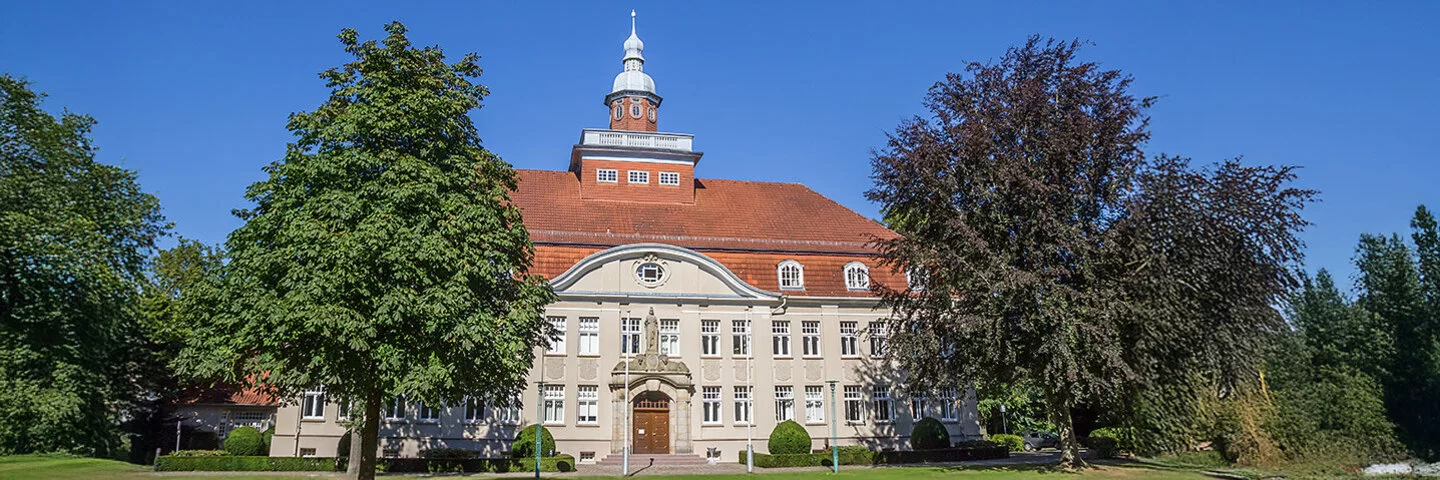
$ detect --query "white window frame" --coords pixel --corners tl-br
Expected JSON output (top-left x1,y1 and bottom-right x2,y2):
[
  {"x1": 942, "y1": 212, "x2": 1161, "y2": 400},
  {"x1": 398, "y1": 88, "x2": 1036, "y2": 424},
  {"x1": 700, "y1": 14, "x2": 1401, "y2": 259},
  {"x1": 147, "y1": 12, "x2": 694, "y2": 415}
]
[
  {"x1": 658, "y1": 172, "x2": 680, "y2": 186},
  {"x1": 805, "y1": 386, "x2": 824, "y2": 424},
  {"x1": 802, "y1": 321, "x2": 821, "y2": 357},
  {"x1": 774, "y1": 386, "x2": 795, "y2": 422},
  {"x1": 463, "y1": 397, "x2": 485, "y2": 423},
  {"x1": 543, "y1": 385, "x2": 565, "y2": 425},
  {"x1": 772, "y1": 321, "x2": 791, "y2": 357},
  {"x1": 301, "y1": 390, "x2": 325, "y2": 420},
  {"x1": 733, "y1": 386, "x2": 752, "y2": 425},
  {"x1": 416, "y1": 399, "x2": 440, "y2": 423},
  {"x1": 627, "y1": 170, "x2": 649, "y2": 184},
  {"x1": 844, "y1": 385, "x2": 864, "y2": 424},
  {"x1": 597, "y1": 168, "x2": 618, "y2": 183},
  {"x1": 777, "y1": 260, "x2": 804, "y2": 290},
  {"x1": 839, "y1": 321, "x2": 858, "y2": 357},
  {"x1": 907, "y1": 267, "x2": 928, "y2": 292},
  {"x1": 702, "y1": 386, "x2": 722, "y2": 425},
  {"x1": 910, "y1": 391, "x2": 927, "y2": 422},
  {"x1": 496, "y1": 397, "x2": 522, "y2": 425},
  {"x1": 844, "y1": 261, "x2": 870, "y2": 291},
  {"x1": 621, "y1": 317, "x2": 641, "y2": 355},
  {"x1": 732, "y1": 320, "x2": 752, "y2": 357},
  {"x1": 577, "y1": 386, "x2": 598, "y2": 425},
  {"x1": 701, "y1": 320, "x2": 720, "y2": 357},
  {"x1": 873, "y1": 385, "x2": 893, "y2": 423},
  {"x1": 578, "y1": 317, "x2": 599, "y2": 356},
  {"x1": 869, "y1": 321, "x2": 887, "y2": 358},
  {"x1": 546, "y1": 316, "x2": 566, "y2": 355},
  {"x1": 939, "y1": 387, "x2": 959, "y2": 422},
  {"x1": 384, "y1": 396, "x2": 405, "y2": 421},
  {"x1": 660, "y1": 319, "x2": 680, "y2": 356}
]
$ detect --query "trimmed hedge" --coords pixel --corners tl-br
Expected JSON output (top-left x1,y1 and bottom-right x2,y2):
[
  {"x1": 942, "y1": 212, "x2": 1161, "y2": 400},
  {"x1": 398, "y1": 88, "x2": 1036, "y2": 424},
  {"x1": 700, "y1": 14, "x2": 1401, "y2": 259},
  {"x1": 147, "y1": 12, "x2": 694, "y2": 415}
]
[
  {"x1": 1087, "y1": 437, "x2": 1117, "y2": 459},
  {"x1": 169, "y1": 450, "x2": 228, "y2": 457},
  {"x1": 768, "y1": 420, "x2": 812, "y2": 454},
  {"x1": 511, "y1": 425, "x2": 556, "y2": 458},
  {"x1": 740, "y1": 446, "x2": 1006, "y2": 468},
  {"x1": 154, "y1": 456, "x2": 336, "y2": 472},
  {"x1": 261, "y1": 427, "x2": 275, "y2": 454},
  {"x1": 911, "y1": 417, "x2": 951, "y2": 450},
  {"x1": 989, "y1": 434, "x2": 1025, "y2": 452},
  {"x1": 223, "y1": 427, "x2": 265, "y2": 456},
  {"x1": 381, "y1": 455, "x2": 576, "y2": 473}
]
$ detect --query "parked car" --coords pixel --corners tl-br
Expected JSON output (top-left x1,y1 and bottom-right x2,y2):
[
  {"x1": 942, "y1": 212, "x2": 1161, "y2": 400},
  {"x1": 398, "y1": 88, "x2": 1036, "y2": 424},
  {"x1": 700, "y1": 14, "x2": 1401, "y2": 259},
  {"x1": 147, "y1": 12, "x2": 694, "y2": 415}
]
[{"x1": 1022, "y1": 431, "x2": 1059, "y2": 451}]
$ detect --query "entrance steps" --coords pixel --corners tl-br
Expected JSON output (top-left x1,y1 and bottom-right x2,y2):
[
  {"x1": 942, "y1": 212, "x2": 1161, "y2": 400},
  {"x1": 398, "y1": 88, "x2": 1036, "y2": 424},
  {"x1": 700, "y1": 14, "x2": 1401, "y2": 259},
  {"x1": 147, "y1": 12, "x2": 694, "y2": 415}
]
[{"x1": 596, "y1": 453, "x2": 709, "y2": 466}]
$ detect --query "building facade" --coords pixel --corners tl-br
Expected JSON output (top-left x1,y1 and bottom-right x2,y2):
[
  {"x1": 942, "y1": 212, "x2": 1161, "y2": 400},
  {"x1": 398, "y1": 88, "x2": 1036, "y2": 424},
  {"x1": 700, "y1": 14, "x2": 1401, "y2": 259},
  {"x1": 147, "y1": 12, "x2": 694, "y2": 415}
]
[{"x1": 268, "y1": 14, "x2": 981, "y2": 463}]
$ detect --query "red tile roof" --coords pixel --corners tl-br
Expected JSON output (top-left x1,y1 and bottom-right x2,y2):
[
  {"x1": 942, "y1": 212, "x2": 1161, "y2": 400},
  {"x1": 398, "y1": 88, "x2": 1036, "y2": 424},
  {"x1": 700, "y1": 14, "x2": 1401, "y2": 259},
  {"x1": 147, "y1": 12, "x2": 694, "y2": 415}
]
[
  {"x1": 173, "y1": 384, "x2": 278, "y2": 406},
  {"x1": 513, "y1": 169, "x2": 903, "y2": 298}
]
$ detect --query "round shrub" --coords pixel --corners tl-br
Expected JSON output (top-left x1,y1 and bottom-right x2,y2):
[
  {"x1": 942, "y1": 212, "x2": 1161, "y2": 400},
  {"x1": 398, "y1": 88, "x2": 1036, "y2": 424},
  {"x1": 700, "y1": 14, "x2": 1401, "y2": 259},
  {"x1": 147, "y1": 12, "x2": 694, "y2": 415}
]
[
  {"x1": 910, "y1": 417, "x2": 951, "y2": 450},
  {"x1": 512, "y1": 425, "x2": 556, "y2": 458},
  {"x1": 990, "y1": 433, "x2": 1025, "y2": 452},
  {"x1": 337, "y1": 430, "x2": 351, "y2": 459},
  {"x1": 261, "y1": 427, "x2": 275, "y2": 454},
  {"x1": 767, "y1": 420, "x2": 812, "y2": 454},
  {"x1": 1087, "y1": 437, "x2": 1118, "y2": 459},
  {"x1": 223, "y1": 426, "x2": 265, "y2": 456}
]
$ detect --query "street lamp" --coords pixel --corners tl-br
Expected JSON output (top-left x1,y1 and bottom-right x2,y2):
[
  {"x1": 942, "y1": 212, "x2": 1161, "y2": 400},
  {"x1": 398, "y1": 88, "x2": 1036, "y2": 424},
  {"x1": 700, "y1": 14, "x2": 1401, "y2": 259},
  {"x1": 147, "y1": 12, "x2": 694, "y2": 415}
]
[
  {"x1": 999, "y1": 403, "x2": 1007, "y2": 435},
  {"x1": 535, "y1": 381, "x2": 545, "y2": 480},
  {"x1": 745, "y1": 307, "x2": 754, "y2": 473},
  {"x1": 623, "y1": 308, "x2": 632, "y2": 477},
  {"x1": 826, "y1": 380, "x2": 838, "y2": 473}
]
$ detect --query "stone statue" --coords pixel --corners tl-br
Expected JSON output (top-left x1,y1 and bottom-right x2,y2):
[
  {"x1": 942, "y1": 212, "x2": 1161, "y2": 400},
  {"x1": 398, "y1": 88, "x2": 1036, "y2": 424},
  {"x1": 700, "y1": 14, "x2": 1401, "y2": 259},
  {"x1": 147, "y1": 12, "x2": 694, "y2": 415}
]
[{"x1": 644, "y1": 307, "x2": 659, "y2": 355}]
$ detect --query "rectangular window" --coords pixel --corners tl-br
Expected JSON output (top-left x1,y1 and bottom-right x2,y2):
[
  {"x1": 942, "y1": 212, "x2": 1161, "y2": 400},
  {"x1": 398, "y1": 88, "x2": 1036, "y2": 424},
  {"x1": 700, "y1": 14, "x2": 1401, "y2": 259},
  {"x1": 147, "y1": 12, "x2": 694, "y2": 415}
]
[
  {"x1": 496, "y1": 397, "x2": 521, "y2": 425},
  {"x1": 660, "y1": 319, "x2": 680, "y2": 356},
  {"x1": 844, "y1": 385, "x2": 863, "y2": 423},
  {"x1": 659, "y1": 172, "x2": 680, "y2": 185},
  {"x1": 577, "y1": 386, "x2": 598, "y2": 424},
  {"x1": 578, "y1": 317, "x2": 600, "y2": 355},
  {"x1": 774, "y1": 386, "x2": 795, "y2": 422},
  {"x1": 802, "y1": 321, "x2": 821, "y2": 357},
  {"x1": 839, "y1": 322, "x2": 858, "y2": 357},
  {"x1": 873, "y1": 384, "x2": 893, "y2": 423},
  {"x1": 628, "y1": 170, "x2": 649, "y2": 184},
  {"x1": 772, "y1": 321, "x2": 791, "y2": 357},
  {"x1": 939, "y1": 388, "x2": 959, "y2": 421},
  {"x1": 732, "y1": 320, "x2": 751, "y2": 357},
  {"x1": 301, "y1": 390, "x2": 325, "y2": 419},
  {"x1": 702, "y1": 386, "x2": 722, "y2": 424},
  {"x1": 384, "y1": 396, "x2": 405, "y2": 421},
  {"x1": 733, "y1": 386, "x2": 752, "y2": 424},
  {"x1": 547, "y1": 316, "x2": 567, "y2": 355},
  {"x1": 416, "y1": 400, "x2": 439, "y2": 423},
  {"x1": 597, "y1": 168, "x2": 618, "y2": 183},
  {"x1": 805, "y1": 386, "x2": 824, "y2": 423},
  {"x1": 701, "y1": 320, "x2": 720, "y2": 356},
  {"x1": 621, "y1": 317, "x2": 641, "y2": 355},
  {"x1": 464, "y1": 397, "x2": 485, "y2": 423},
  {"x1": 869, "y1": 321, "x2": 887, "y2": 357},
  {"x1": 910, "y1": 391, "x2": 927, "y2": 421},
  {"x1": 543, "y1": 385, "x2": 565, "y2": 425}
]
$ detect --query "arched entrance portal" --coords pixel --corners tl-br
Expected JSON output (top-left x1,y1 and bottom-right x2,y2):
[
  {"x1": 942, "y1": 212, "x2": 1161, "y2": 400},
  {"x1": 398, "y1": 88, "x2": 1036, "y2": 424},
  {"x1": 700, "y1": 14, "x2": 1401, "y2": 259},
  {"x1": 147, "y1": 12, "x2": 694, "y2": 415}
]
[{"x1": 632, "y1": 391, "x2": 671, "y2": 454}]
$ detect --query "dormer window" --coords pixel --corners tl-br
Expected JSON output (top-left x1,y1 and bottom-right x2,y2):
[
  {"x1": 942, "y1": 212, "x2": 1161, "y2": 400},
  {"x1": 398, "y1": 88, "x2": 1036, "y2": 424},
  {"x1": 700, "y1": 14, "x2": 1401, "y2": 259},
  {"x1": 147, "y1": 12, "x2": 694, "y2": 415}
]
[
  {"x1": 844, "y1": 262, "x2": 870, "y2": 291},
  {"x1": 777, "y1": 260, "x2": 804, "y2": 290},
  {"x1": 597, "y1": 168, "x2": 618, "y2": 183},
  {"x1": 628, "y1": 170, "x2": 649, "y2": 184},
  {"x1": 906, "y1": 267, "x2": 928, "y2": 292}
]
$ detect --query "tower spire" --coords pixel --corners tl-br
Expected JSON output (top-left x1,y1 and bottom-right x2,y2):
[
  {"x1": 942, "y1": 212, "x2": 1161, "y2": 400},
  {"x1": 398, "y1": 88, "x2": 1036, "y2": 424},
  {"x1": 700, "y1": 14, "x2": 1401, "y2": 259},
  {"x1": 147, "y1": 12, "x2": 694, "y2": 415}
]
[{"x1": 608, "y1": 10, "x2": 661, "y2": 131}]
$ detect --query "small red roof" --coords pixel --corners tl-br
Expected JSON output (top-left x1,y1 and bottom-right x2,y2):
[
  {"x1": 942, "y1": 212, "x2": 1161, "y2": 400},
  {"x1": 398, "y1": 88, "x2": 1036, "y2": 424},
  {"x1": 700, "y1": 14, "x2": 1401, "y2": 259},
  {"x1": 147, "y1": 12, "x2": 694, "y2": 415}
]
[
  {"x1": 511, "y1": 170, "x2": 897, "y2": 254},
  {"x1": 172, "y1": 384, "x2": 278, "y2": 406}
]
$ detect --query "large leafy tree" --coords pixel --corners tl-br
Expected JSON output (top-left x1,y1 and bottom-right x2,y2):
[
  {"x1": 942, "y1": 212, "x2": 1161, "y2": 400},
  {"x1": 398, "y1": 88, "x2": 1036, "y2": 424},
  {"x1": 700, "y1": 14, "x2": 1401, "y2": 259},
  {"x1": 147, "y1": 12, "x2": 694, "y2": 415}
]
[
  {"x1": 0, "y1": 75, "x2": 168, "y2": 454},
  {"x1": 867, "y1": 37, "x2": 1314, "y2": 467},
  {"x1": 176, "y1": 23, "x2": 555, "y2": 479}
]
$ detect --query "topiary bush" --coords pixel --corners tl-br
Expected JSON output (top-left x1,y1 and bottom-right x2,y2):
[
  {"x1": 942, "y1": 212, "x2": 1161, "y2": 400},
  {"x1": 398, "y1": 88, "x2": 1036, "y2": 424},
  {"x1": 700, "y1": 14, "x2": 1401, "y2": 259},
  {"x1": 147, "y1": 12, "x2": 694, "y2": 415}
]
[
  {"x1": 989, "y1": 434, "x2": 1025, "y2": 452},
  {"x1": 511, "y1": 425, "x2": 556, "y2": 458},
  {"x1": 1087, "y1": 427, "x2": 1128, "y2": 456},
  {"x1": 767, "y1": 420, "x2": 812, "y2": 454},
  {"x1": 336, "y1": 431, "x2": 351, "y2": 460},
  {"x1": 260, "y1": 427, "x2": 275, "y2": 455},
  {"x1": 910, "y1": 417, "x2": 951, "y2": 450},
  {"x1": 223, "y1": 427, "x2": 265, "y2": 456}
]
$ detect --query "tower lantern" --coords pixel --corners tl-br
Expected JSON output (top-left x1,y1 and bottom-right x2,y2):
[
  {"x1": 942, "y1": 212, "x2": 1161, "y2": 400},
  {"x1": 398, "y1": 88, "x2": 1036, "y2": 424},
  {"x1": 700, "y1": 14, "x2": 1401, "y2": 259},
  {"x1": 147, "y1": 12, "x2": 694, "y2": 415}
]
[{"x1": 607, "y1": 11, "x2": 661, "y2": 132}]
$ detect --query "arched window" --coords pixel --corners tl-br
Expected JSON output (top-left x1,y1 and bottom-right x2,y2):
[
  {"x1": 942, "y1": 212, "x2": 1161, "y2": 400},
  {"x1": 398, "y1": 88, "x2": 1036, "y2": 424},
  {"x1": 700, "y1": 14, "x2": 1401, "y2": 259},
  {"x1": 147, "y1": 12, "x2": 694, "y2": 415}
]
[
  {"x1": 613, "y1": 103, "x2": 622, "y2": 120},
  {"x1": 906, "y1": 267, "x2": 928, "y2": 292},
  {"x1": 648, "y1": 106, "x2": 656, "y2": 122},
  {"x1": 777, "y1": 260, "x2": 804, "y2": 290},
  {"x1": 631, "y1": 104, "x2": 642, "y2": 118},
  {"x1": 844, "y1": 262, "x2": 869, "y2": 291}
]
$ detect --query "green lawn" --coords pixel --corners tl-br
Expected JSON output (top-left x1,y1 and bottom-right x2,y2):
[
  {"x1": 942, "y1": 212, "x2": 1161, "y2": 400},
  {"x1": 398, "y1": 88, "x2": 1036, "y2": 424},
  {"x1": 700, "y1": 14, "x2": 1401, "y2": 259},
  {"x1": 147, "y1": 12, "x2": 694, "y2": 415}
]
[{"x1": 0, "y1": 454, "x2": 1219, "y2": 480}]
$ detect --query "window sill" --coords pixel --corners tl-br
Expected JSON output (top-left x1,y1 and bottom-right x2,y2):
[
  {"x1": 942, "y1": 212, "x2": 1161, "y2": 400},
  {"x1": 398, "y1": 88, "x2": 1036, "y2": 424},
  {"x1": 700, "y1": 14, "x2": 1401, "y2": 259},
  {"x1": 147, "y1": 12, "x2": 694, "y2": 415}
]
[
  {"x1": 802, "y1": 356, "x2": 823, "y2": 360},
  {"x1": 846, "y1": 421, "x2": 866, "y2": 426},
  {"x1": 300, "y1": 418, "x2": 325, "y2": 422},
  {"x1": 774, "y1": 356, "x2": 793, "y2": 360},
  {"x1": 417, "y1": 420, "x2": 440, "y2": 425},
  {"x1": 874, "y1": 420, "x2": 894, "y2": 425},
  {"x1": 577, "y1": 353, "x2": 601, "y2": 358},
  {"x1": 544, "y1": 352, "x2": 567, "y2": 357}
]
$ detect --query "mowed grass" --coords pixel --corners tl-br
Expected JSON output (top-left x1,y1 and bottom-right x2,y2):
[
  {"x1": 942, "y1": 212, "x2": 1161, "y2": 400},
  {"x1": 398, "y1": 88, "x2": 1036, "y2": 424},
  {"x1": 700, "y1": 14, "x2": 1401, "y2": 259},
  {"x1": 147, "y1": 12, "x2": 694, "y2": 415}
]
[{"x1": 0, "y1": 454, "x2": 1217, "y2": 479}]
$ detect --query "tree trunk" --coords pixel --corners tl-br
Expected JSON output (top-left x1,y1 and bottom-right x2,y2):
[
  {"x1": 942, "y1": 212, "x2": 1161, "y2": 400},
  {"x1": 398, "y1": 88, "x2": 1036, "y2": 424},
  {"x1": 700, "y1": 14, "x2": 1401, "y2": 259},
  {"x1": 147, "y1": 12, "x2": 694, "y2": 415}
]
[
  {"x1": 1050, "y1": 393, "x2": 1085, "y2": 469},
  {"x1": 357, "y1": 392, "x2": 382, "y2": 480},
  {"x1": 347, "y1": 414, "x2": 363, "y2": 477}
]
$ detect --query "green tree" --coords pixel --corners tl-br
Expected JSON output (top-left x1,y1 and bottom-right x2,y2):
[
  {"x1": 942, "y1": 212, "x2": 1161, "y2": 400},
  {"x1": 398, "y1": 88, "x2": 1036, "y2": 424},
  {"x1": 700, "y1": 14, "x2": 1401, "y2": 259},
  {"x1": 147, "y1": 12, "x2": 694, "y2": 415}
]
[
  {"x1": 867, "y1": 37, "x2": 1314, "y2": 467},
  {"x1": 175, "y1": 23, "x2": 555, "y2": 480},
  {"x1": 0, "y1": 75, "x2": 168, "y2": 455},
  {"x1": 1287, "y1": 270, "x2": 1391, "y2": 380}
]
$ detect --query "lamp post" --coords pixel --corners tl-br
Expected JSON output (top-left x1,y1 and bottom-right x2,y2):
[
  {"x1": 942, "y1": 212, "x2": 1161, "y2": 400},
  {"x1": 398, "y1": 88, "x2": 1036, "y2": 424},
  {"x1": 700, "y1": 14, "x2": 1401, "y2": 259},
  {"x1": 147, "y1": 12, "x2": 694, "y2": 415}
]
[
  {"x1": 744, "y1": 308, "x2": 754, "y2": 473},
  {"x1": 535, "y1": 381, "x2": 545, "y2": 480},
  {"x1": 826, "y1": 380, "x2": 838, "y2": 473},
  {"x1": 999, "y1": 403, "x2": 1007, "y2": 435},
  {"x1": 623, "y1": 308, "x2": 632, "y2": 477}
]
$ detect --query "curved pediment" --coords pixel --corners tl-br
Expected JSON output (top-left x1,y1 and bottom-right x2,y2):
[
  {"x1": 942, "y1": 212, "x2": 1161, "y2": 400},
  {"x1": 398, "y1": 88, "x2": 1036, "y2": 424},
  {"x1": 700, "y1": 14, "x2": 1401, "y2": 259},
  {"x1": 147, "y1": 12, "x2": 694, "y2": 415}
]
[{"x1": 549, "y1": 243, "x2": 780, "y2": 301}]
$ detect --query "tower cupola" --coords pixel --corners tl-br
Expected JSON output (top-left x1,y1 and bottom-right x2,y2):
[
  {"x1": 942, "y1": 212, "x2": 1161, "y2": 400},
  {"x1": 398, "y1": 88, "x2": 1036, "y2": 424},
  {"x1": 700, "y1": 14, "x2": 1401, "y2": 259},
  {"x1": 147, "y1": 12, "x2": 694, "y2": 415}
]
[{"x1": 607, "y1": 10, "x2": 661, "y2": 132}]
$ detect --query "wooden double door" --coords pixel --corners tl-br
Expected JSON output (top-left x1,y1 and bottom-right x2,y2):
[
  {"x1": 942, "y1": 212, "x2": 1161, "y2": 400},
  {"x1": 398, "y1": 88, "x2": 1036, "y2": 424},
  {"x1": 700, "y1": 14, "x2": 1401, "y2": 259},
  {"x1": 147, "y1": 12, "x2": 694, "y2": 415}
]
[{"x1": 632, "y1": 394, "x2": 671, "y2": 454}]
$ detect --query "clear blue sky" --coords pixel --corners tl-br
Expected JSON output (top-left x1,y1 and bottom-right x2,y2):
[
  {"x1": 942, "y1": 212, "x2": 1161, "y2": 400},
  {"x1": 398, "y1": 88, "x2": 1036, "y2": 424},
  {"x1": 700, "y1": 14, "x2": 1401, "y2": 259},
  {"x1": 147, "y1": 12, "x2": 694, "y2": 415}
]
[{"x1": 3, "y1": 1, "x2": 1436, "y2": 288}]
